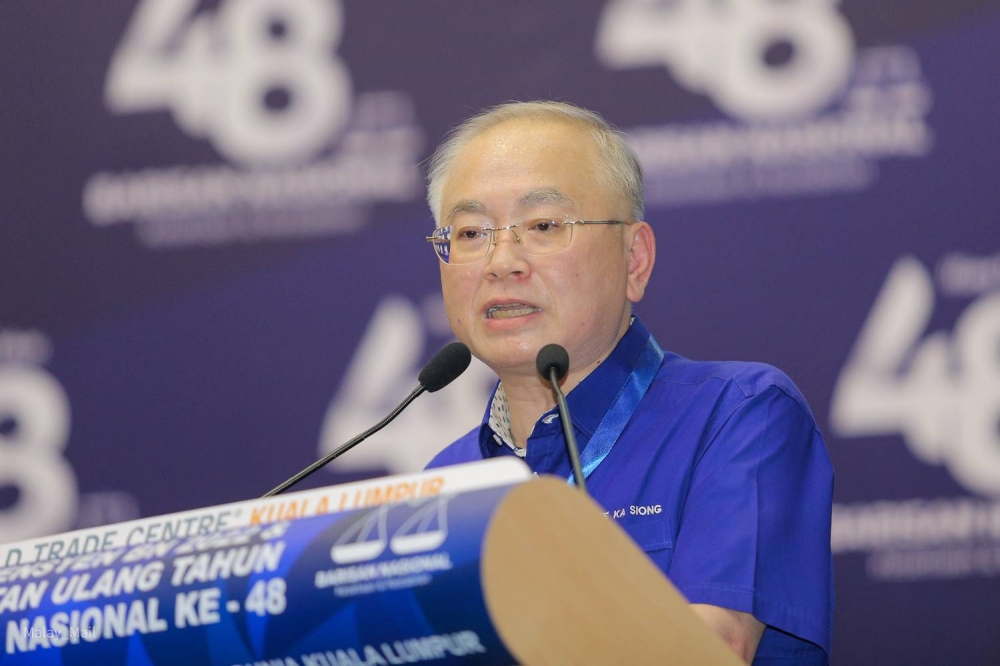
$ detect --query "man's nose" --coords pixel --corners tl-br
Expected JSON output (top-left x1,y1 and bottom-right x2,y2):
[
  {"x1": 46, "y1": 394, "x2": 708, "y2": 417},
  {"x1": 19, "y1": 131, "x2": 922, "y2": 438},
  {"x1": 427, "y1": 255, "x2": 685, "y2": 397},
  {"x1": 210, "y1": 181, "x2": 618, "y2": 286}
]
[{"x1": 483, "y1": 227, "x2": 529, "y2": 278}]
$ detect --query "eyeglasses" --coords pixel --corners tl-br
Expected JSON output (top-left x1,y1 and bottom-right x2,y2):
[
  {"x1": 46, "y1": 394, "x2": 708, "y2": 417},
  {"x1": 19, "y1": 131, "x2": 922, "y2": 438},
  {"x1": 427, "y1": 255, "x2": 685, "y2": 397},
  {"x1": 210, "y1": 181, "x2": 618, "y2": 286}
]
[{"x1": 426, "y1": 218, "x2": 630, "y2": 265}]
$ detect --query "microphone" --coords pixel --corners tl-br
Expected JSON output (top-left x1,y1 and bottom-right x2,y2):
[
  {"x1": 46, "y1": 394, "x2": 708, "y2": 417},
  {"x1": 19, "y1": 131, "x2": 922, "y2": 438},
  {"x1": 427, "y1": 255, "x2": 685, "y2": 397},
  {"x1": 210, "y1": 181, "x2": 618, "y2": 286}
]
[
  {"x1": 418, "y1": 342, "x2": 473, "y2": 392},
  {"x1": 262, "y1": 342, "x2": 472, "y2": 497},
  {"x1": 536, "y1": 344, "x2": 569, "y2": 382},
  {"x1": 536, "y1": 344, "x2": 588, "y2": 496}
]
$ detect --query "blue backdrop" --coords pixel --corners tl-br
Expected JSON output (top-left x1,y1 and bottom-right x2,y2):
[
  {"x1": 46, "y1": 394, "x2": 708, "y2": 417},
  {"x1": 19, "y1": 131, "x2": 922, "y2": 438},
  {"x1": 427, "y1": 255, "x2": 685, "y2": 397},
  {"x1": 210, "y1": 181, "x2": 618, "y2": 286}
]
[{"x1": 2, "y1": 1, "x2": 999, "y2": 662}]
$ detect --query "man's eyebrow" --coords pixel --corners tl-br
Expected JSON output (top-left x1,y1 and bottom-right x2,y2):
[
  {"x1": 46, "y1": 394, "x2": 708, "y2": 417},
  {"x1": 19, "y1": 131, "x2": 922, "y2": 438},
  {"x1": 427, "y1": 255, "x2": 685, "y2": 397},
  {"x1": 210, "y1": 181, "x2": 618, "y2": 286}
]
[
  {"x1": 444, "y1": 189, "x2": 573, "y2": 223},
  {"x1": 516, "y1": 188, "x2": 574, "y2": 209},
  {"x1": 445, "y1": 200, "x2": 486, "y2": 223}
]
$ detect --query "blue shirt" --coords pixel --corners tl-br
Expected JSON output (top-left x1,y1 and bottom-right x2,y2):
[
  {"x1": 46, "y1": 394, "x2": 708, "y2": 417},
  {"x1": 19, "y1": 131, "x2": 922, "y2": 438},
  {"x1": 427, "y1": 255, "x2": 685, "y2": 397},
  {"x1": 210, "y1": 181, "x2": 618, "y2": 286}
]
[{"x1": 427, "y1": 317, "x2": 834, "y2": 665}]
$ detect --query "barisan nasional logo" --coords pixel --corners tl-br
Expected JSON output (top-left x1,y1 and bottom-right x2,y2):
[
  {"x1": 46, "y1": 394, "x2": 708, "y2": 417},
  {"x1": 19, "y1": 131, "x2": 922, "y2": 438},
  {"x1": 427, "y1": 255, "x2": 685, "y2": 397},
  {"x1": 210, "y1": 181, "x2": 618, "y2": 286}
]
[
  {"x1": 314, "y1": 497, "x2": 455, "y2": 601},
  {"x1": 829, "y1": 253, "x2": 1000, "y2": 582},
  {"x1": 596, "y1": 0, "x2": 934, "y2": 206},
  {"x1": 330, "y1": 497, "x2": 451, "y2": 565},
  {"x1": 82, "y1": 0, "x2": 424, "y2": 248}
]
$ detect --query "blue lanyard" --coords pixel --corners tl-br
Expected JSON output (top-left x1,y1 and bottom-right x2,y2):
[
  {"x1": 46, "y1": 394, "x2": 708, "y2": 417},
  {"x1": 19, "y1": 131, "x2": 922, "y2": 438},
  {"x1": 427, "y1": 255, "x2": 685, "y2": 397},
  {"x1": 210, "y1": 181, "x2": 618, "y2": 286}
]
[{"x1": 568, "y1": 334, "x2": 665, "y2": 485}]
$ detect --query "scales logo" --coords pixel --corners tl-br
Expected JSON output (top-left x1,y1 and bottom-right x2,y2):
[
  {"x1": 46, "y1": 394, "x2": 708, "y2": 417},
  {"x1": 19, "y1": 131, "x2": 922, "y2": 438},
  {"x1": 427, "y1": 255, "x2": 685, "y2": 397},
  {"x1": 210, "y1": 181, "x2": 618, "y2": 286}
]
[
  {"x1": 83, "y1": 0, "x2": 423, "y2": 248},
  {"x1": 316, "y1": 497, "x2": 455, "y2": 596},
  {"x1": 595, "y1": 0, "x2": 933, "y2": 206},
  {"x1": 831, "y1": 257, "x2": 1000, "y2": 497},
  {"x1": 597, "y1": 0, "x2": 854, "y2": 121},
  {"x1": 331, "y1": 497, "x2": 451, "y2": 565}
]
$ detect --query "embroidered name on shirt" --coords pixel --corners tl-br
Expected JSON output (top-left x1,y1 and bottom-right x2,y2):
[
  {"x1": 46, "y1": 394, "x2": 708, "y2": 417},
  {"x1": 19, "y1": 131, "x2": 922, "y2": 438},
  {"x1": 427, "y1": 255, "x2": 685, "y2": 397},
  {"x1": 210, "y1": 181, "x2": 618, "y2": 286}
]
[{"x1": 604, "y1": 504, "x2": 663, "y2": 520}]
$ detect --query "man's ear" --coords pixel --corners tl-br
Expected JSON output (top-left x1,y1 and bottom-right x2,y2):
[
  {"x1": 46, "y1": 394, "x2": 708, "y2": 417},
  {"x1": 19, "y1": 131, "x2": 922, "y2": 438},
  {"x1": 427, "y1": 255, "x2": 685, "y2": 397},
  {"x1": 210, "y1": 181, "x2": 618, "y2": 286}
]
[{"x1": 625, "y1": 221, "x2": 656, "y2": 303}]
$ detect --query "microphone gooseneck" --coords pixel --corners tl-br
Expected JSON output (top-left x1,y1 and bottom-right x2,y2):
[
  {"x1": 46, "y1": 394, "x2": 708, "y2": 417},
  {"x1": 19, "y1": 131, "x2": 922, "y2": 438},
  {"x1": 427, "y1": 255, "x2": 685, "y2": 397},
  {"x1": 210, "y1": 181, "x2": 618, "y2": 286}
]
[
  {"x1": 536, "y1": 344, "x2": 588, "y2": 496},
  {"x1": 262, "y1": 342, "x2": 472, "y2": 497}
]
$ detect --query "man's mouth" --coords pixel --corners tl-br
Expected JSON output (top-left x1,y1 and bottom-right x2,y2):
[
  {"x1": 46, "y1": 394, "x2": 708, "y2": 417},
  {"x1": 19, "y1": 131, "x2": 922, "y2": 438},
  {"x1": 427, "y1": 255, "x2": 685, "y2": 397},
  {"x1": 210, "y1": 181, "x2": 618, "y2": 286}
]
[{"x1": 484, "y1": 303, "x2": 542, "y2": 319}]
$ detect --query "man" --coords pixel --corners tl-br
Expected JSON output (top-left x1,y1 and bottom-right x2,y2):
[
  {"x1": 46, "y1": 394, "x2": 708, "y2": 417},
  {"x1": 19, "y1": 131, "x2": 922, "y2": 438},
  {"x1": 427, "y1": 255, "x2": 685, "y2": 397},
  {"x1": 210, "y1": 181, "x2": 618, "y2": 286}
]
[{"x1": 423, "y1": 101, "x2": 833, "y2": 665}]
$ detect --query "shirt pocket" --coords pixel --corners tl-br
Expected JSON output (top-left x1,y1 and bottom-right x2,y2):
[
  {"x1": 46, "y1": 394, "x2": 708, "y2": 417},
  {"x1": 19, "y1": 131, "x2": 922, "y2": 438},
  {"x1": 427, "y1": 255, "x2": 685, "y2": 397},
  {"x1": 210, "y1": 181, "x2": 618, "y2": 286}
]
[
  {"x1": 618, "y1": 516, "x2": 675, "y2": 572},
  {"x1": 618, "y1": 515, "x2": 674, "y2": 552}
]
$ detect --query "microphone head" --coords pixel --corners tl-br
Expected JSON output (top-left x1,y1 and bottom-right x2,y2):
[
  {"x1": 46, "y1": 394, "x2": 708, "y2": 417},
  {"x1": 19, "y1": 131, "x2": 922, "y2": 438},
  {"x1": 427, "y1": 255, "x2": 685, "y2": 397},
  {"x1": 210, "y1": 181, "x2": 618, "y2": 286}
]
[
  {"x1": 536, "y1": 344, "x2": 570, "y2": 382},
  {"x1": 418, "y1": 342, "x2": 472, "y2": 392}
]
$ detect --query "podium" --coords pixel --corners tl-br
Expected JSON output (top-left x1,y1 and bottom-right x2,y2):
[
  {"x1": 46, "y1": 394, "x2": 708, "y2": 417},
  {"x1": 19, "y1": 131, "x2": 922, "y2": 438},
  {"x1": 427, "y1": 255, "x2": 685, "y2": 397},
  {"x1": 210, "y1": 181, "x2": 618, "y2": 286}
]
[{"x1": 0, "y1": 460, "x2": 741, "y2": 665}]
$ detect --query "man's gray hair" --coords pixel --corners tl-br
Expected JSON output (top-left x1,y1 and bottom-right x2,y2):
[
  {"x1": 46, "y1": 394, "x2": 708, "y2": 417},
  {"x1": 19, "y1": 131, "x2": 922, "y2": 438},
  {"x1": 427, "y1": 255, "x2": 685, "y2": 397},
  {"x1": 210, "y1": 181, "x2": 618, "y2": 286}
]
[{"x1": 426, "y1": 100, "x2": 644, "y2": 226}]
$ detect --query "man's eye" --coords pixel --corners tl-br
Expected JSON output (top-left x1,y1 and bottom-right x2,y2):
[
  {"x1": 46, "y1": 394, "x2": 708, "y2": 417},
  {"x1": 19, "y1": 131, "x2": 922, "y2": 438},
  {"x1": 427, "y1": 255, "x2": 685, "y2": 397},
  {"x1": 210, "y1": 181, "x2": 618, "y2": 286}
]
[
  {"x1": 455, "y1": 226, "x2": 487, "y2": 241},
  {"x1": 526, "y1": 219, "x2": 562, "y2": 234}
]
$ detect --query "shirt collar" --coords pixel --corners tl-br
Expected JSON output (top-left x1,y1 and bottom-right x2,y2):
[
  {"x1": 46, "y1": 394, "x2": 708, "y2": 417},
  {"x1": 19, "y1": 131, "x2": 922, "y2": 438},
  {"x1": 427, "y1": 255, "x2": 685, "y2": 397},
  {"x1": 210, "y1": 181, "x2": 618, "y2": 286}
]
[
  {"x1": 487, "y1": 384, "x2": 525, "y2": 457},
  {"x1": 478, "y1": 316, "x2": 653, "y2": 457}
]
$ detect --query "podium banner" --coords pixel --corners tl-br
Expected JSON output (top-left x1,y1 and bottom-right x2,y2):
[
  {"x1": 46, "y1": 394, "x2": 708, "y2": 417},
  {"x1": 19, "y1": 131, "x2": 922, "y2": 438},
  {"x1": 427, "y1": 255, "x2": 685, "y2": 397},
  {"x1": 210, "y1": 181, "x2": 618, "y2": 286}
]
[
  {"x1": 0, "y1": 459, "x2": 529, "y2": 568},
  {"x1": 0, "y1": 460, "x2": 529, "y2": 665}
]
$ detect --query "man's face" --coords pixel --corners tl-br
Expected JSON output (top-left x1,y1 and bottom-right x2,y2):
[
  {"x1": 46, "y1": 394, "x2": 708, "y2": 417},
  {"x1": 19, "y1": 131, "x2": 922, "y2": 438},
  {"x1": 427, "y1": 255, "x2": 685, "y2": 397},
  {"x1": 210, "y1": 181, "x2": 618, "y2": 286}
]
[{"x1": 436, "y1": 118, "x2": 641, "y2": 378}]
